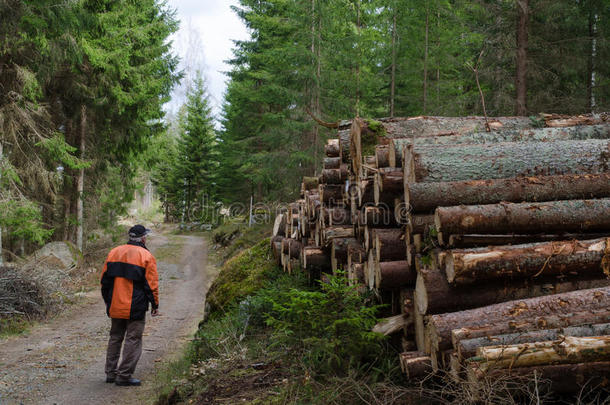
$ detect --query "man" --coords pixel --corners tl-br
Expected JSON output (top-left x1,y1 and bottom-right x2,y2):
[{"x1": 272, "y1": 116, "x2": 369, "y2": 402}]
[{"x1": 100, "y1": 224, "x2": 159, "y2": 386}]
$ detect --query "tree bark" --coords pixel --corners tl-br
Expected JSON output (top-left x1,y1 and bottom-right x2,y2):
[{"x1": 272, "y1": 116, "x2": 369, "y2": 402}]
[
  {"x1": 76, "y1": 105, "x2": 86, "y2": 252},
  {"x1": 515, "y1": 0, "x2": 529, "y2": 115},
  {"x1": 374, "y1": 228, "x2": 405, "y2": 262},
  {"x1": 408, "y1": 214, "x2": 434, "y2": 234},
  {"x1": 361, "y1": 205, "x2": 395, "y2": 227},
  {"x1": 319, "y1": 184, "x2": 343, "y2": 204},
  {"x1": 321, "y1": 206, "x2": 351, "y2": 226},
  {"x1": 375, "y1": 145, "x2": 390, "y2": 168},
  {"x1": 406, "y1": 139, "x2": 610, "y2": 183},
  {"x1": 323, "y1": 157, "x2": 341, "y2": 169},
  {"x1": 325, "y1": 139, "x2": 340, "y2": 157},
  {"x1": 281, "y1": 238, "x2": 302, "y2": 260},
  {"x1": 331, "y1": 237, "x2": 359, "y2": 271},
  {"x1": 445, "y1": 238, "x2": 610, "y2": 285},
  {"x1": 471, "y1": 335, "x2": 610, "y2": 371},
  {"x1": 406, "y1": 173, "x2": 610, "y2": 213},
  {"x1": 338, "y1": 128, "x2": 351, "y2": 164},
  {"x1": 322, "y1": 226, "x2": 354, "y2": 245},
  {"x1": 400, "y1": 353, "x2": 432, "y2": 378},
  {"x1": 375, "y1": 260, "x2": 415, "y2": 290},
  {"x1": 457, "y1": 323, "x2": 610, "y2": 361},
  {"x1": 415, "y1": 260, "x2": 610, "y2": 315},
  {"x1": 427, "y1": 286, "x2": 610, "y2": 351},
  {"x1": 435, "y1": 198, "x2": 610, "y2": 237},
  {"x1": 321, "y1": 166, "x2": 348, "y2": 184},
  {"x1": 301, "y1": 246, "x2": 330, "y2": 270},
  {"x1": 446, "y1": 233, "x2": 610, "y2": 249},
  {"x1": 302, "y1": 176, "x2": 319, "y2": 192}
]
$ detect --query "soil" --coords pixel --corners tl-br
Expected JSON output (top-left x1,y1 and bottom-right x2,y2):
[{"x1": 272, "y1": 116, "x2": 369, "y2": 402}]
[{"x1": 0, "y1": 233, "x2": 215, "y2": 405}]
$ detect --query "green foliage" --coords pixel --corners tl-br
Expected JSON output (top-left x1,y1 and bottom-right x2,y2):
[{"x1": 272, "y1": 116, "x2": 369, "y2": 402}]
[
  {"x1": 262, "y1": 272, "x2": 385, "y2": 373},
  {"x1": 0, "y1": 199, "x2": 53, "y2": 245},
  {"x1": 36, "y1": 134, "x2": 90, "y2": 170}
]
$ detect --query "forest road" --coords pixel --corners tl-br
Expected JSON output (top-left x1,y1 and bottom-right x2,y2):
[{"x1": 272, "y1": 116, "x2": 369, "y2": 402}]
[{"x1": 0, "y1": 234, "x2": 214, "y2": 405}]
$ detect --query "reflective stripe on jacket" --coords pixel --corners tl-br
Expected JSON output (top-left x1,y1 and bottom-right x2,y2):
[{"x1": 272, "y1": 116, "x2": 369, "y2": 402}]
[{"x1": 100, "y1": 241, "x2": 159, "y2": 320}]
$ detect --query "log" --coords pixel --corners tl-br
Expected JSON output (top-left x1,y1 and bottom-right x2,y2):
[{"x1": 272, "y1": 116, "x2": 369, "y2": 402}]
[
  {"x1": 331, "y1": 237, "x2": 359, "y2": 272},
  {"x1": 321, "y1": 206, "x2": 352, "y2": 226},
  {"x1": 325, "y1": 138, "x2": 340, "y2": 157},
  {"x1": 362, "y1": 205, "x2": 396, "y2": 227},
  {"x1": 400, "y1": 353, "x2": 433, "y2": 378},
  {"x1": 338, "y1": 128, "x2": 351, "y2": 163},
  {"x1": 322, "y1": 226, "x2": 354, "y2": 244},
  {"x1": 544, "y1": 112, "x2": 608, "y2": 127},
  {"x1": 451, "y1": 309, "x2": 610, "y2": 351},
  {"x1": 445, "y1": 238, "x2": 610, "y2": 285},
  {"x1": 374, "y1": 228, "x2": 405, "y2": 262},
  {"x1": 427, "y1": 286, "x2": 610, "y2": 351},
  {"x1": 272, "y1": 214, "x2": 286, "y2": 237},
  {"x1": 375, "y1": 260, "x2": 415, "y2": 290},
  {"x1": 405, "y1": 139, "x2": 610, "y2": 183},
  {"x1": 467, "y1": 361, "x2": 610, "y2": 394},
  {"x1": 469, "y1": 335, "x2": 610, "y2": 371},
  {"x1": 457, "y1": 323, "x2": 610, "y2": 361},
  {"x1": 406, "y1": 173, "x2": 610, "y2": 213},
  {"x1": 375, "y1": 145, "x2": 390, "y2": 168},
  {"x1": 366, "y1": 250, "x2": 375, "y2": 290},
  {"x1": 323, "y1": 157, "x2": 341, "y2": 169},
  {"x1": 321, "y1": 167, "x2": 348, "y2": 184},
  {"x1": 435, "y1": 199, "x2": 610, "y2": 237},
  {"x1": 301, "y1": 246, "x2": 330, "y2": 270},
  {"x1": 373, "y1": 314, "x2": 411, "y2": 336},
  {"x1": 319, "y1": 184, "x2": 343, "y2": 204},
  {"x1": 415, "y1": 260, "x2": 610, "y2": 315},
  {"x1": 350, "y1": 263, "x2": 365, "y2": 284},
  {"x1": 446, "y1": 233, "x2": 610, "y2": 248},
  {"x1": 281, "y1": 238, "x2": 302, "y2": 260},
  {"x1": 271, "y1": 236, "x2": 284, "y2": 264},
  {"x1": 302, "y1": 176, "x2": 319, "y2": 192},
  {"x1": 374, "y1": 171, "x2": 403, "y2": 205},
  {"x1": 408, "y1": 214, "x2": 435, "y2": 234}
]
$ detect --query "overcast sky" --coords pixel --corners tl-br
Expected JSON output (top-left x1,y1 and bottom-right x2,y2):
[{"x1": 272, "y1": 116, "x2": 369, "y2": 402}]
[{"x1": 165, "y1": 0, "x2": 249, "y2": 121}]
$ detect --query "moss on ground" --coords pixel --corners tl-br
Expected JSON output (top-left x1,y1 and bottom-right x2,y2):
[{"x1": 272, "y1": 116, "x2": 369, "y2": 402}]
[{"x1": 206, "y1": 238, "x2": 276, "y2": 314}]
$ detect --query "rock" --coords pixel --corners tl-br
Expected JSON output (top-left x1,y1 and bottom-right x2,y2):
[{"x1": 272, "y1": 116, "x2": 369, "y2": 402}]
[{"x1": 30, "y1": 242, "x2": 81, "y2": 270}]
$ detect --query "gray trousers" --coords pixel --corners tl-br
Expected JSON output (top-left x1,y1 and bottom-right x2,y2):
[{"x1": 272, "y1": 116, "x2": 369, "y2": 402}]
[{"x1": 105, "y1": 318, "x2": 146, "y2": 381}]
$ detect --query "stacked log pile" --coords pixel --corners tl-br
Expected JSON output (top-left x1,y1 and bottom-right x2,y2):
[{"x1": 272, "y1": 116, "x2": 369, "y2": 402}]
[{"x1": 271, "y1": 112, "x2": 610, "y2": 392}]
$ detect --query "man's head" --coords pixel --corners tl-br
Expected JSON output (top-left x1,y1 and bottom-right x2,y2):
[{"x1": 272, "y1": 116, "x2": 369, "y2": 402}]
[{"x1": 128, "y1": 224, "x2": 151, "y2": 244}]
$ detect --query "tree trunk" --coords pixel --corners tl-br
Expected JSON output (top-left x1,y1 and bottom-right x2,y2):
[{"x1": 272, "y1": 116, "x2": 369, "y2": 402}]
[
  {"x1": 471, "y1": 335, "x2": 610, "y2": 371},
  {"x1": 375, "y1": 260, "x2": 415, "y2": 290},
  {"x1": 406, "y1": 173, "x2": 610, "y2": 213},
  {"x1": 321, "y1": 166, "x2": 348, "y2": 184},
  {"x1": 435, "y1": 198, "x2": 610, "y2": 237},
  {"x1": 445, "y1": 238, "x2": 610, "y2": 285},
  {"x1": 457, "y1": 323, "x2": 610, "y2": 361},
  {"x1": 323, "y1": 157, "x2": 341, "y2": 169},
  {"x1": 338, "y1": 128, "x2": 351, "y2": 164},
  {"x1": 446, "y1": 233, "x2": 610, "y2": 248},
  {"x1": 515, "y1": 0, "x2": 529, "y2": 115},
  {"x1": 271, "y1": 236, "x2": 283, "y2": 264},
  {"x1": 301, "y1": 246, "x2": 330, "y2": 270},
  {"x1": 76, "y1": 105, "x2": 86, "y2": 252},
  {"x1": 374, "y1": 228, "x2": 405, "y2": 262},
  {"x1": 406, "y1": 139, "x2": 610, "y2": 183},
  {"x1": 468, "y1": 361, "x2": 610, "y2": 394},
  {"x1": 390, "y1": 4, "x2": 397, "y2": 118},
  {"x1": 408, "y1": 214, "x2": 434, "y2": 234},
  {"x1": 400, "y1": 353, "x2": 432, "y2": 378},
  {"x1": 319, "y1": 184, "x2": 343, "y2": 204},
  {"x1": 325, "y1": 139, "x2": 340, "y2": 157},
  {"x1": 427, "y1": 286, "x2": 610, "y2": 351},
  {"x1": 375, "y1": 145, "x2": 390, "y2": 168},
  {"x1": 415, "y1": 260, "x2": 610, "y2": 315}
]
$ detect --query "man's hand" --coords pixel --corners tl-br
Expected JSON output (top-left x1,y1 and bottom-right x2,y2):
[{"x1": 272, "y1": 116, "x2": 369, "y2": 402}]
[{"x1": 151, "y1": 308, "x2": 160, "y2": 317}]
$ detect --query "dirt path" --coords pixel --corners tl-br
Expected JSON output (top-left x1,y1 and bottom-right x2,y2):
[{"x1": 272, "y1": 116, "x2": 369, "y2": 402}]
[{"x1": 0, "y1": 234, "x2": 215, "y2": 405}]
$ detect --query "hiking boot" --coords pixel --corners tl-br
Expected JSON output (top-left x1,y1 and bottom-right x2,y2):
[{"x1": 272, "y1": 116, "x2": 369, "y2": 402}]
[
  {"x1": 105, "y1": 376, "x2": 116, "y2": 383},
  {"x1": 115, "y1": 378, "x2": 141, "y2": 386}
]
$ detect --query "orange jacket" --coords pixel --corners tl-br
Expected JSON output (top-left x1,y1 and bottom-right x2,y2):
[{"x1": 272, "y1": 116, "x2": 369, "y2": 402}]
[{"x1": 100, "y1": 241, "x2": 159, "y2": 320}]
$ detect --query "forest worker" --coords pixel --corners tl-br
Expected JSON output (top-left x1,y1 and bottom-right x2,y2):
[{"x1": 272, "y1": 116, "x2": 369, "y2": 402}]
[{"x1": 100, "y1": 224, "x2": 159, "y2": 386}]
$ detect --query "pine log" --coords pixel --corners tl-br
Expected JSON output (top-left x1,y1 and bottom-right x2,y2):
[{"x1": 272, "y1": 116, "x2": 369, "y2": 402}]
[
  {"x1": 415, "y1": 260, "x2": 610, "y2": 315},
  {"x1": 361, "y1": 205, "x2": 396, "y2": 227},
  {"x1": 457, "y1": 323, "x2": 610, "y2": 361},
  {"x1": 467, "y1": 361, "x2": 610, "y2": 394},
  {"x1": 331, "y1": 237, "x2": 359, "y2": 272},
  {"x1": 323, "y1": 157, "x2": 341, "y2": 169},
  {"x1": 445, "y1": 238, "x2": 610, "y2": 285},
  {"x1": 271, "y1": 236, "x2": 284, "y2": 264},
  {"x1": 350, "y1": 263, "x2": 365, "y2": 284},
  {"x1": 376, "y1": 145, "x2": 390, "y2": 168},
  {"x1": 413, "y1": 307, "x2": 428, "y2": 353},
  {"x1": 446, "y1": 233, "x2": 610, "y2": 248},
  {"x1": 400, "y1": 353, "x2": 433, "y2": 378},
  {"x1": 321, "y1": 166, "x2": 348, "y2": 184},
  {"x1": 427, "y1": 286, "x2": 610, "y2": 352},
  {"x1": 470, "y1": 335, "x2": 610, "y2": 371},
  {"x1": 325, "y1": 138, "x2": 340, "y2": 157},
  {"x1": 366, "y1": 250, "x2": 375, "y2": 290},
  {"x1": 405, "y1": 139, "x2": 610, "y2": 183},
  {"x1": 544, "y1": 112, "x2": 608, "y2": 127},
  {"x1": 374, "y1": 171, "x2": 403, "y2": 205},
  {"x1": 373, "y1": 314, "x2": 412, "y2": 336},
  {"x1": 281, "y1": 238, "x2": 302, "y2": 260},
  {"x1": 375, "y1": 260, "x2": 415, "y2": 290},
  {"x1": 435, "y1": 199, "x2": 610, "y2": 238},
  {"x1": 272, "y1": 214, "x2": 286, "y2": 237},
  {"x1": 301, "y1": 246, "x2": 330, "y2": 270},
  {"x1": 338, "y1": 128, "x2": 351, "y2": 163},
  {"x1": 347, "y1": 243, "x2": 367, "y2": 265},
  {"x1": 374, "y1": 228, "x2": 405, "y2": 262},
  {"x1": 406, "y1": 173, "x2": 610, "y2": 213},
  {"x1": 319, "y1": 184, "x2": 343, "y2": 204},
  {"x1": 451, "y1": 309, "x2": 610, "y2": 350},
  {"x1": 322, "y1": 226, "x2": 354, "y2": 245},
  {"x1": 321, "y1": 206, "x2": 351, "y2": 226},
  {"x1": 302, "y1": 176, "x2": 319, "y2": 192},
  {"x1": 408, "y1": 214, "x2": 435, "y2": 234},
  {"x1": 357, "y1": 179, "x2": 375, "y2": 206}
]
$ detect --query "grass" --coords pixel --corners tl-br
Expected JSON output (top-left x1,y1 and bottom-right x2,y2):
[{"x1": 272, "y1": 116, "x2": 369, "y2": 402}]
[{"x1": 0, "y1": 317, "x2": 32, "y2": 338}]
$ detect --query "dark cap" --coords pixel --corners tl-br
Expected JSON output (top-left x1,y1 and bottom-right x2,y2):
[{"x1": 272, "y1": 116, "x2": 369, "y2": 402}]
[{"x1": 128, "y1": 224, "x2": 151, "y2": 238}]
